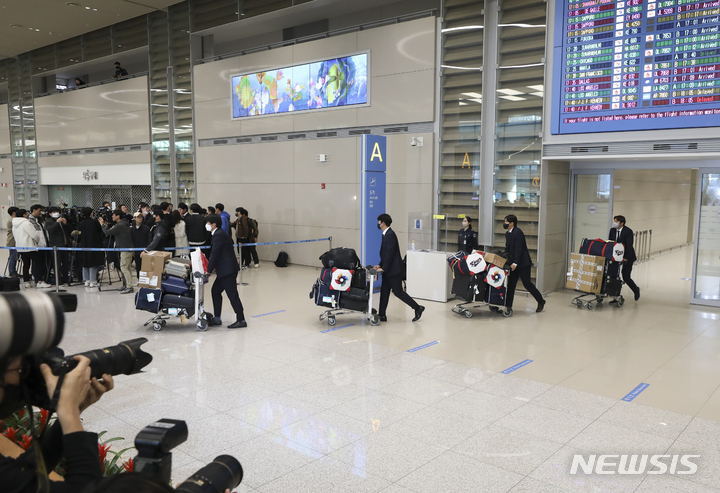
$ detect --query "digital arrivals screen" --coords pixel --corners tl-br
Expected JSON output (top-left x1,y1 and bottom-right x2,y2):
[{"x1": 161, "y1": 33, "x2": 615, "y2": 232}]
[
  {"x1": 550, "y1": 0, "x2": 720, "y2": 134},
  {"x1": 231, "y1": 53, "x2": 368, "y2": 119}
]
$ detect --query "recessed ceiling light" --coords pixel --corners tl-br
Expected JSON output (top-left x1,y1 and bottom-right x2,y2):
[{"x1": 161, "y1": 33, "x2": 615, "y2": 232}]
[
  {"x1": 85, "y1": 6, "x2": 90, "y2": 9},
  {"x1": 10, "y1": 24, "x2": 22, "y2": 28},
  {"x1": 66, "y1": 2, "x2": 80, "y2": 6}
]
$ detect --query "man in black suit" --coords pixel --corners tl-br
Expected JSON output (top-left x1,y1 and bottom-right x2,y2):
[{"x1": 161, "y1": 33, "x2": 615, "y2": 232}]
[
  {"x1": 206, "y1": 215, "x2": 247, "y2": 328},
  {"x1": 504, "y1": 214, "x2": 545, "y2": 313},
  {"x1": 609, "y1": 214, "x2": 640, "y2": 301},
  {"x1": 374, "y1": 213, "x2": 424, "y2": 322}
]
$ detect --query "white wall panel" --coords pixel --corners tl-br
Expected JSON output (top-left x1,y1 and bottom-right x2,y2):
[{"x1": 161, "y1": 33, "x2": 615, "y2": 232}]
[
  {"x1": 195, "y1": 99, "x2": 239, "y2": 139},
  {"x1": 40, "y1": 163, "x2": 151, "y2": 185},
  {"x1": 358, "y1": 18, "x2": 435, "y2": 77},
  {"x1": 356, "y1": 70, "x2": 434, "y2": 127},
  {"x1": 38, "y1": 150, "x2": 151, "y2": 168},
  {"x1": 0, "y1": 104, "x2": 9, "y2": 155},
  {"x1": 291, "y1": 33, "x2": 359, "y2": 65},
  {"x1": 292, "y1": 138, "x2": 358, "y2": 184},
  {"x1": 196, "y1": 143, "x2": 295, "y2": 184}
]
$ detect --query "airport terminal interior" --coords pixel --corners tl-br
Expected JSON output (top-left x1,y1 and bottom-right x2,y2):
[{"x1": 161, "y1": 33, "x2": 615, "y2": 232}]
[{"x1": 1, "y1": 0, "x2": 720, "y2": 492}]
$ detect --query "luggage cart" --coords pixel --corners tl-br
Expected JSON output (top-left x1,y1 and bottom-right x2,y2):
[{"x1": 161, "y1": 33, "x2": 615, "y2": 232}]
[
  {"x1": 318, "y1": 267, "x2": 380, "y2": 327},
  {"x1": 451, "y1": 281, "x2": 512, "y2": 318},
  {"x1": 143, "y1": 272, "x2": 212, "y2": 331},
  {"x1": 571, "y1": 260, "x2": 625, "y2": 310}
]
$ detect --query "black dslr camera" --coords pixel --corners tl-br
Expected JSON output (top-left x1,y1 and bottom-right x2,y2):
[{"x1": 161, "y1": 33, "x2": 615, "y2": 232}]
[
  {"x1": 0, "y1": 291, "x2": 153, "y2": 416},
  {"x1": 134, "y1": 419, "x2": 243, "y2": 493}
]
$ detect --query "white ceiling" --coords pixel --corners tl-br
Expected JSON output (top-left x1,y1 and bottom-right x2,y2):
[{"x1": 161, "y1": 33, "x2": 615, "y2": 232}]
[{"x1": 0, "y1": 0, "x2": 184, "y2": 59}]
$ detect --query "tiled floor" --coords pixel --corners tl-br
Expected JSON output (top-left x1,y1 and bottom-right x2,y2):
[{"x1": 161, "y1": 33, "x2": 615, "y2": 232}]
[{"x1": 9, "y1": 246, "x2": 720, "y2": 491}]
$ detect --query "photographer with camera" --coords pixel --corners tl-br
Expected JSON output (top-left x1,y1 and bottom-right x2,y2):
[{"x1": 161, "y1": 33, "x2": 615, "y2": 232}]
[
  {"x1": 99, "y1": 210, "x2": 134, "y2": 294},
  {"x1": 77, "y1": 207, "x2": 105, "y2": 288},
  {"x1": 143, "y1": 208, "x2": 168, "y2": 254},
  {"x1": 44, "y1": 207, "x2": 70, "y2": 287}
]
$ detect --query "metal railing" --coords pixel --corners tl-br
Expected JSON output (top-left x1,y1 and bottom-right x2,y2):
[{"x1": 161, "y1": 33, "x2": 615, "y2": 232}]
[
  {"x1": 35, "y1": 72, "x2": 149, "y2": 98},
  {"x1": 634, "y1": 229, "x2": 653, "y2": 263}
]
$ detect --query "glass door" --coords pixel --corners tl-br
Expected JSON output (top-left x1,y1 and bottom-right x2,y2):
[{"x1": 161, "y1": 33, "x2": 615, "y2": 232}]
[
  {"x1": 692, "y1": 171, "x2": 720, "y2": 306},
  {"x1": 570, "y1": 171, "x2": 613, "y2": 254}
]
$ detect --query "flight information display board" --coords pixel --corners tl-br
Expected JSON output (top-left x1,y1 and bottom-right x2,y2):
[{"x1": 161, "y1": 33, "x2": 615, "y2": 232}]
[{"x1": 550, "y1": 0, "x2": 720, "y2": 134}]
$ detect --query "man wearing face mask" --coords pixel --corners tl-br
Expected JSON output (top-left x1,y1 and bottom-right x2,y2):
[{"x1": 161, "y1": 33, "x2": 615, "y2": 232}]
[
  {"x1": 205, "y1": 215, "x2": 246, "y2": 328},
  {"x1": 458, "y1": 216, "x2": 478, "y2": 255},
  {"x1": 609, "y1": 215, "x2": 639, "y2": 301},
  {"x1": 504, "y1": 214, "x2": 545, "y2": 314},
  {"x1": 44, "y1": 207, "x2": 70, "y2": 287}
]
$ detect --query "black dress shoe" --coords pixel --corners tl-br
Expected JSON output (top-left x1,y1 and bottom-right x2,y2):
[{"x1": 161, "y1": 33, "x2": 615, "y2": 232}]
[
  {"x1": 209, "y1": 318, "x2": 222, "y2": 326},
  {"x1": 634, "y1": 288, "x2": 640, "y2": 301},
  {"x1": 379, "y1": 315, "x2": 387, "y2": 322},
  {"x1": 412, "y1": 306, "x2": 425, "y2": 322},
  {"x1": 609, "y1": 299, "x2": 618, "y2": 304},
  {"x1": 227, "y1": 320, "x2": 247, "y2": 329},
  {"x1": 536, "y1": 299, "x2": 546, "y2": 313}
]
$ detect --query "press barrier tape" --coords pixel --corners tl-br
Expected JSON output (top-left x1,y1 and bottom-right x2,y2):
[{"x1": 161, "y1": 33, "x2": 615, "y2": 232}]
[{"x1": 0, "y1": 237, "x2": 331, "y2": 252}]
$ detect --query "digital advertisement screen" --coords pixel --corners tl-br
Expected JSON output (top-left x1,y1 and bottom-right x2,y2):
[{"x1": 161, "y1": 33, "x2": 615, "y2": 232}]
[
  {"x1": 231, "y1": 53, "x2": 369, "y2": 118},
  {"x1": 550, "y1": 0, "x2": 720, "y2": 135}
]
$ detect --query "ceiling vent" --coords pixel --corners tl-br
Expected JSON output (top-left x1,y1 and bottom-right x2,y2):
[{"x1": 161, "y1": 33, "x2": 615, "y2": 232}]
[
  {"x1": 349, "y1": 129, "x2": 371, "y2": 135},
  {"x1": 48, "y1": 152, "x2": 56, "y2": 156},
  {"x1": 59, "y1": 151, "x2": 68, "y2": 155},
  {"x1": 236, "y1": 137, "x2": 252, "y2": 143},
  {"x1": 317, "y1": 131, "x2": 337, "y2": 138},
  {"x1": 653, "y1": 142, "x2": 698, "y2": 151},
  {"x1": 287, "y1": 133, "x2": 306, "y2": 140},
  {"x1": 129, "y1": 145, "x2": 142, "y2": 150},
  {"x1": 571, "y1": 146, "x2": 609, "y2": 154},
  {"x1": 99, "y1": 148, "x2": 110, "y2": 153},
  {"x1": 213, "y1": 139, "x2": 229, "y2": 145},
  {"x1": 114, "y1": 147, "x2": 125, "y2": 151},
  {"x1": 71, "y1": 150, "x2": 81, "y2": 154},
  {"x1": 384, "y1": 126, "x2": 408, "y2": 133},
  {"x1": 84, "y1": 149, "x2": 95, "y2": 153},
  {"x1": 260, "y1": 136, "x2": 278, "y2": 141}
]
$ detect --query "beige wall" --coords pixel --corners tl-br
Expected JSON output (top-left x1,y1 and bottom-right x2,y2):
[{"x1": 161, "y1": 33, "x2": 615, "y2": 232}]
[
  {"x1": 538, "y1": 161, "x2": 570, "y2": 292},
  {"x1": 613, "y1": 169, "x2": 693, "y2": 253},
  {"x1": 193, "y1": 17, "x2": 436, "y2": 139},
  {"x1": 0, "y1": 104, "x2": 10, "y2": 155},
  {"x1": 34, "y1": 77, "x2": 150, "y2": 151},
  {"x1": 196, "y1": 133, "x2": 434, "y2": 266}
]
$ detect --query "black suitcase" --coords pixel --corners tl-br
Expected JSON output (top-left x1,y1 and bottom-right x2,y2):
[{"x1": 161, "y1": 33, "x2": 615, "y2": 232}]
[
  {"x1": 340, "y1": 296, "x2": 368, "y2": 312},
  {"x1": 319, "y1": 247, "x2": 360, "y2": 269},
  {"x1": 161, "y1": 294, "x2": 195, "y2": 316},
  {"x1": 452, "y1": 274, "x2": 475, "y2": 302},
  {"x1": 486, "y1": 285, "x2": 506, "y2": 306},
  {"x1": 135, "y1": 288, "x2": 162, "y2": 313},
  {"x1": 162, "y1": 275, "x2": 192, "y2": 296},
  {"x1": 605, "y1": 278, "x2": 623, "y2": 297},
  {"x1": 343, "y1": 287, "x2": 368, "y2": 302},
  {"x1": 474, "y1": 279, "x2": 488, "y2": 301},
  {"x1": 0, "y1": 277, "x2": 21, "y2": 292},
  {"x1": 351, "y1": 269, "x2": 367, "y2": 289}
]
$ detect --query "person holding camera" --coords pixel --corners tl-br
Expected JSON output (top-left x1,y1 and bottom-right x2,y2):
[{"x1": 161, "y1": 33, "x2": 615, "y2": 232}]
[
  {"x1": 44, "y1": 208, "x2": 70, "y2": 287},
  {"x1": 77, "y1": 208, "x2": 105, "y2": 288},
  {"x1": 99, "y1": 210, "x2": 134, "y2": 294},
  {"x1": 0, "y1": 354, "x2": 114, "y2": 493}
]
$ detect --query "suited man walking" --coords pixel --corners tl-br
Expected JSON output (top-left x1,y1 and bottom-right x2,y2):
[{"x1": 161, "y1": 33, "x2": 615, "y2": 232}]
[
  {"x1": 609, "y1": 214, "x2": 640, "y2": 301},
  {"x1": 374, "y1": 213, "x2": 424, "y2": 322},
  {"x1": 206, "y1": 215, "x2": 247, "y2": 328},
  {"x1": 504, "y1": 214, "x2": 545, "y2": 313}
]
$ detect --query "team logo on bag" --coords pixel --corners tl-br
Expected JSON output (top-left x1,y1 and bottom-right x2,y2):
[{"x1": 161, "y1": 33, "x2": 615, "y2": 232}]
[
  {"x1": 466, "y1": 252, "x2": 487, "y2": 274},
  {"x1": 613, "y1": 244, "x2": 625, "y2": 262},
  {"x1": 486, "y1": 266, "x2": 506, "y2": 288},
  {"x1": 330, "y1": 269, "x2": 353, "y2": 291}
]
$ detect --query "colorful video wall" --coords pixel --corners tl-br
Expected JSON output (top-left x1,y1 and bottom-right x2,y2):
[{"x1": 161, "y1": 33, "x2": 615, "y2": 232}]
[{"x1": 231, "y1": 53, "x2": 369, "y2": 118}]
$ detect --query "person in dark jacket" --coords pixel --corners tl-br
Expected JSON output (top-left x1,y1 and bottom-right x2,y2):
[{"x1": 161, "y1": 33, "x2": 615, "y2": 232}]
[
  {"x1": 44, "y1": 207, "x2": 70, "y2": 286},
  {"x1": 206, "y1": 215, "x2": 246, "y2": 328},
  {"x1": 609, "y1": 214, "x2": 640, "y2": 301},
  {"x1": 504, "y1": 214, "x2": 545, "y2": 313},
  {"x1": 143, "y1": 209, "x2": 168, "y2": 253},
  {"x1": 0, "y1": 354, "x2": 113, "y2": 493},
  {"x1": 77, "y1": 208, "x2": 105, "y2": 288},
  {"x1": 185, "y1": 204, "x2": 209, "y2": 249},
  {"x1": 458, "y1": 216, "x2": 478, "y2": 254},
  {"x1": 112, "y1": 61, "x2": 128, "y2": 78},
  {"x1": 130, "y1": 212, "x2": 151, "y2": 280},
  {"x1": 375, "y1": 213, "x2": 424, "y2": 322},
  {"x1": 99, "y1": 211, "x2": 134, "y2": 294}
]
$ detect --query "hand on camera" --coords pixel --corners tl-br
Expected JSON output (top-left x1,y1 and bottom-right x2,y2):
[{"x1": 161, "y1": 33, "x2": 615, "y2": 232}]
[
  {"x1": 98, "y1": 217, "x2": 105, "y2": 225},
  {"x1": 40, "y1": 355, "x2": 94, "y2": 434},
  {"x1": 80, "y1": 373, "x2": 114, "y2": 413}
]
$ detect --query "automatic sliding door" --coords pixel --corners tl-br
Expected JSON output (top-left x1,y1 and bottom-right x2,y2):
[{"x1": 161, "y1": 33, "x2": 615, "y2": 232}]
[{"x1": 693, "y1": 171, "x2": 720, "y2": 306}]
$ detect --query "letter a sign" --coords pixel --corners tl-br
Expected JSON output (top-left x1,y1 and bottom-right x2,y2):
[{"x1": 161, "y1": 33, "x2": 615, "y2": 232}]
[
  {"x1": 371, "y1": 142, "x2": 384, "y2": 162},
  {"x1": 361, "y1": 135, "x2": 387, "y2": 286},
  {"x1": 462, "y1": 153, "x2": 471, "y2": 168}
]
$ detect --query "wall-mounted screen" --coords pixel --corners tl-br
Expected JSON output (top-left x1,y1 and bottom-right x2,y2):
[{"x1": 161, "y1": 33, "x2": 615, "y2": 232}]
[
  {"x1": 231, "y1": 53, "x2": 369, "y2": 118},
  {"x1": 550, "y1": 0, "x2": 720, "y2": 135}
]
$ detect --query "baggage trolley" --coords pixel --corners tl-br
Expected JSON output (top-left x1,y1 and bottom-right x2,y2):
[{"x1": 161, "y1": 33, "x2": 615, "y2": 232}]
[
  {"x1": 318, "y1": 267, "x2": 380, "y2": 327},
  {"x1": 451, "y1": 283, "x2": 512, "y2": 318},
  {"x1": 571, "y1": 260, "x2": 625, "y2": 310},
  {"x1": 143, "y1": 272, "x2": 212, "y2": 331}
]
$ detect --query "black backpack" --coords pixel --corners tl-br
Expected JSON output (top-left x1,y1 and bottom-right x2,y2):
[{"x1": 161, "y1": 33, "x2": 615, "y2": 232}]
[{"x1": 275, "y1": 251, "x2": 289, "y2": 267}]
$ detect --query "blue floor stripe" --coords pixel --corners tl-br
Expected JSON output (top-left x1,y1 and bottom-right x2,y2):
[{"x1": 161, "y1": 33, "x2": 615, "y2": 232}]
[
  {"x1": 501, "y1": 359, "x2": 533, "y2": 374},
  {"x1": 251, "y1": 310, "x2": 286, "y2": 318},
  {"x1": 321, "y1": 324, "x2": 355, "y2": 333},
  {"x1": 407, "y1": 341, "x2": 440, "y2": 353},
  {"x1": 622, "y1": 383, "x2": 650, "y2": 402}
]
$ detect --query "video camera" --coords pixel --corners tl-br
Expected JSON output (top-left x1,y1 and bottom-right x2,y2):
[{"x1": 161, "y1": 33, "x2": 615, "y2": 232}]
[
  {"x1": 0, "y1": 291, "x2": 152, "y2": 415},
  {"x1": 134, "y1": 419, "x2": 243, "y2": 493}
]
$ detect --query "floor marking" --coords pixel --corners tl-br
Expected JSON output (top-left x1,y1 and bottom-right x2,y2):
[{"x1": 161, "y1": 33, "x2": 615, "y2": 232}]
[
  {"x1": 681, "y1": 278, "x2": 692, "y2": 281},
  {"x1": 622, "y1": 383, "x2": 650, "y2": 402},
  {"x1": 501, "y1": 359, "x2": 533, "y2": 374},
  {"x1": 251, "y1": 310, "x2": 286, "y2": 318},
  {"x1": 407, "y1": 341, "x2": 440, "y2": 353},
  {"x1": 321, "y1": 324, "x2": 355, "y2": 333}
]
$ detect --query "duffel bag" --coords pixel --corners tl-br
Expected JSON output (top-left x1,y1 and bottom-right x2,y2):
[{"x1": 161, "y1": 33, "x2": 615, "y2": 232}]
[
  {"x1": 451, "y1": 274, "x2": 475, "y2": 302},
  {"x1": 0, "y1": 276, "x2": 21, "y2": 292},
  {"x1": 161, "y1": 294, "x2": 195, "y2": 316},
  {"x1": 319, "y1": 247, "x2": 360, "y2": 269},
  {"x1": 320, "y1": 267, "x2": 334, "y2": 284},
  {"x1": 310, "y1": 279, "x2": 340, "y2": 308},
  {"x1": 340, "y1": 296, "x2": 368, "y2": 312},
  {"x1": 580, "y1": 238, "x2": 622, "y2": 260},
  {"x1": 351, "y1": 269, "x2": 367, "y2": 289},
  {"x1": 343, "y1": 287, "x2": 368, "y2": 302},
  {"x1": 136, "y1": 288, "x2": 162, "y2": 313},
  {"x1": 486, "y1": 285, "x2": 506, "y2": 306}
]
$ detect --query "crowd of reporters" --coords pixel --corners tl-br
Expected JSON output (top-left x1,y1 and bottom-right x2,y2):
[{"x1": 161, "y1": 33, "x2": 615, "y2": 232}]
[{"x1": 5, "y1": 201, "x2": 260, "y2": 294}]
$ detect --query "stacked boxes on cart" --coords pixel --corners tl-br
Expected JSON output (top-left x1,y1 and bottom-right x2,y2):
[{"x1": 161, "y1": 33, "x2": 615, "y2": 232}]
[
  {"x1": 567, "y1": 238, "x2": 625, "y2": 295},
  {"x1": 311, "y1": 247, "x2": 368, "y2": 311},
  {"x1": 447, "y1": 250, "x2": 509, "y2": 305},
  {"x1": 135, "y1": 253, "x2": 197, "y2": 315}
]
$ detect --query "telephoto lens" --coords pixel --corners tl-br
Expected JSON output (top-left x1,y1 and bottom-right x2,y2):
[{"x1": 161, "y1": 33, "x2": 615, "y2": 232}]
[
  {"x1": 49, "y1": 337, "x2": 153, "y2": 379},
  {"x1": 175, "y1": 455, "x2": 243, "y2": 493}
]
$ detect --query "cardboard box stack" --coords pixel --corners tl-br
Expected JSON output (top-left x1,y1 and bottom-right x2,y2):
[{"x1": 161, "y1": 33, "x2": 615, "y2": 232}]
[
  {"x1": 566, "y1": 253, "x2": 605, "y2": 294},
  {"x1": 139, "y1": 251, "x2": 172, "y2": 290},
  {"x1": 483, "y1": 252, "x2": 506, "y2": 269}
]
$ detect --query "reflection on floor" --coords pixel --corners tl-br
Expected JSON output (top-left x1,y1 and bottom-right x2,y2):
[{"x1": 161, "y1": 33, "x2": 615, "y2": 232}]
[{"x1": 13, "y1": 246, "x2": 720, "y2": 491}]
